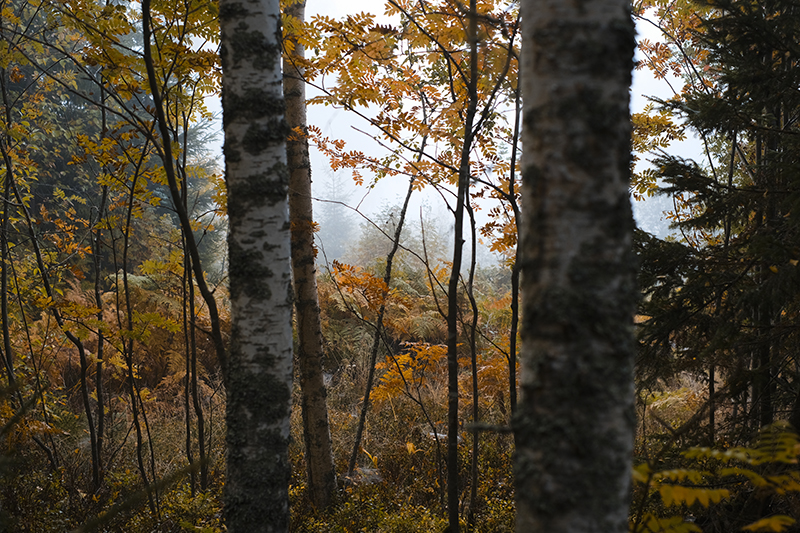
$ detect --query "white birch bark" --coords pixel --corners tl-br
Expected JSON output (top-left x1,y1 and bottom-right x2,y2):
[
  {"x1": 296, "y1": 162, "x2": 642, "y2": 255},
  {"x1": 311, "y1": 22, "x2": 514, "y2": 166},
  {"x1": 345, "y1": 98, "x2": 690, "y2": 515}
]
[
  {"x1": 516, "y1": 0, "x2": 637, "y2": 531},
  {"x1": 220, "y1": 0, "x2": 293, "y2": 530}
]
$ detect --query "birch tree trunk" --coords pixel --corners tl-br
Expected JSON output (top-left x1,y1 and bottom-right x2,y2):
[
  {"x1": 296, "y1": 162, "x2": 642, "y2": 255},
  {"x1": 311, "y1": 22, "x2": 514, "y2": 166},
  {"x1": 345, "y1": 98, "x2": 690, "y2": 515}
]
[
  {"x1": 220, "y1": 0, "x2": 293, "y2": 530},
  {"x1": 283, "y1": 0, "x2": 336, "y2": 509},
  {"x1": 516, "y1": 0, "x2": 636, "y2": 531}
]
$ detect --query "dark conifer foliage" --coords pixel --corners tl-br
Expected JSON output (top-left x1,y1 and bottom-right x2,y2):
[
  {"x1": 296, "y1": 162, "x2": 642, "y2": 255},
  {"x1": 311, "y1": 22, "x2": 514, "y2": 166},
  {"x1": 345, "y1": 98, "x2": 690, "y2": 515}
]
[{"x1": 638, "y1": 0, "x2": 800, "y2": 438}]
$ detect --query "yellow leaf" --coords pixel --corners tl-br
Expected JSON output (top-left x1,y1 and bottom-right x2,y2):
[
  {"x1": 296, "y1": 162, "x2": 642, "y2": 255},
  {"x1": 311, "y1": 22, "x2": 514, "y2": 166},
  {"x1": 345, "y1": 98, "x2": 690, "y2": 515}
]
[
  {"x1": 769, "y1": 265, "x2": 779, "y2": 274},
  {"x1": 633, "y1": 463, "x2": 651, "y2": 483},
  {"x1": 659, "y1": 484, "x2": 676, "y2": 506},
  {"x1": 658, "y1": 483, "x2": 729, "y2": 508},
  {"x1": 742, "y1": 515, "x2": 796, "y2": 532},
  {"x1": 766, "y1": 472, "x2": 800, "y2": 494},
  {"x1": 640, "y1": 513, "x2": 702, "y2": 533}
]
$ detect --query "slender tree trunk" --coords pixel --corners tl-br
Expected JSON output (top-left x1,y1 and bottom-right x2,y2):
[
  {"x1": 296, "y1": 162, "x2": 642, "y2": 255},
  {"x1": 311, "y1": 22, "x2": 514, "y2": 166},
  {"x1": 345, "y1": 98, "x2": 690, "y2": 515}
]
[
  {"x1": 177, "y1": 100, "x2": 209, "y2": 492},
  {"x1": 757, "y1": 318, "x2": 774, "y2": 428},
  {"x1": 465, "y1": 203, "x2": 480, "y2": 532},
  {"x1": 120, "y1": 162, "x2": 157, "y2": 517},
  {"x1": 78, "y1": 292, "x2": 100, "y2": 490},
  {"x1": 0, "y1": 141, "x2": 13, "y2": 390},
  {"x1": 92, "y1": 191, "x2": 108, "y2": 493},
  {"x1": 220, "y1": 0, "x2": 293, "y2": 529},
  {"x1": 516, "y1": 0, "x2": 636, "y2": 531},
  {"x1": 188, "y1": 263, "x2": 208, "y2": 490},
  {"x1": 283, "y1": 0, "x2": 336, "y2": 508},
  {"x1": 142, "y1": 0, "x2": 228, "y2": 383},
  {"x1": 183, "y1": 255, "x2": 196, "y2": 495},
  {"x1": 347, "y1": 176, "x2": 416, "y2": 479},
  {"x1": 789, "y1": 380, "x2": 800, "y2": 432},
  {"x1": 91, "y1": 80, "x2": 109, "y2": 491},
  {"x1": 445, "y1": 2, "x2": 479, "y2": 530},
  {"x1": 507, "y1": 86, "x2": 522, "y2": 417}
]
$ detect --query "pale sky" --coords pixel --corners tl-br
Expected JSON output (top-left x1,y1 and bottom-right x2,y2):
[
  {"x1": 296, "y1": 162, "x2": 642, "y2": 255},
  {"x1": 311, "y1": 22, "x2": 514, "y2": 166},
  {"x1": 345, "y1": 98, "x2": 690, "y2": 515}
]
[
  {"x1": 203, "y1": 2, "x2": 694, "y2": 244},
  {"x1": 300, "y1": 3, "x2": 687, "y2": 242}
]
